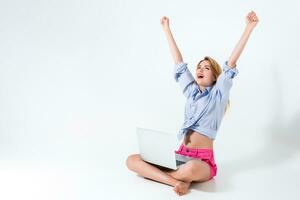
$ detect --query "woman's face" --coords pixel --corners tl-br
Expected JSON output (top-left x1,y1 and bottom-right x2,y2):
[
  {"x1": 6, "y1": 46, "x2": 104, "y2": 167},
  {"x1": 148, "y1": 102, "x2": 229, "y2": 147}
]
[{"x1": 195, "y1": 60, "x2": 216, "y2": 88}]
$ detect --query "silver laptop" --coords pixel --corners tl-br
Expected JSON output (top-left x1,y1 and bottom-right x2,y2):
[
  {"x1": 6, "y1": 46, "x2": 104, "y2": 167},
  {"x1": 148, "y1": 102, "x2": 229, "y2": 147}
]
[{"x1": 136, "y1": 127, "x2": 183, "y2": 170}]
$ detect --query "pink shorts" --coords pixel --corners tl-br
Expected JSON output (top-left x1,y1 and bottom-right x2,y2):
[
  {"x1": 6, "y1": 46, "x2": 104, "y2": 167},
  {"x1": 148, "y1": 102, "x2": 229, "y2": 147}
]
[{"x1": 175, "y1": 144, "x2": 217, "y2": 180}]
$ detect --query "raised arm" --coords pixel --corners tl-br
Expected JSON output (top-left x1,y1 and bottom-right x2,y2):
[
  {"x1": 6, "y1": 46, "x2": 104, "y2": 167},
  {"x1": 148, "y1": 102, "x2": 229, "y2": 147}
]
[
  {"x1": 227, "y1": 11, "x2": 259, "y2": 68},
  {"x1": 160, "y1": 16, "x2": 183, "y2": 64}
]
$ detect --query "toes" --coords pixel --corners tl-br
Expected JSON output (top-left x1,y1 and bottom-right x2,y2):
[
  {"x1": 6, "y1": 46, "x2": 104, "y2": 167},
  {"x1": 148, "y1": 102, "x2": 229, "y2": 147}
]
[
  {"x1": 173, "y1": 185, "x2": 181, "y2": 196},
  {"x1": 174, "y1": 188, "x2": 180, "y2": 196},
  {"x1": 173, "y1": 182, "x2": 189, "y2": 196}
]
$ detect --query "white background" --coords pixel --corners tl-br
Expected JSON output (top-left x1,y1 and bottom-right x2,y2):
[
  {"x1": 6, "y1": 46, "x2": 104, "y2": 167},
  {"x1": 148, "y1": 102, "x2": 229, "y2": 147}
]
[{"x1": 0, "y1": 0, "x2": 300, "y2": 199}]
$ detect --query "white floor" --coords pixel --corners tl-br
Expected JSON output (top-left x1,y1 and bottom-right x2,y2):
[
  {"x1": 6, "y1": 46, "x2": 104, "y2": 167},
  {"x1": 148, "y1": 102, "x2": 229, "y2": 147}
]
[{"x1": 1, "y1": 123, "x2": 300, "y2": 200}]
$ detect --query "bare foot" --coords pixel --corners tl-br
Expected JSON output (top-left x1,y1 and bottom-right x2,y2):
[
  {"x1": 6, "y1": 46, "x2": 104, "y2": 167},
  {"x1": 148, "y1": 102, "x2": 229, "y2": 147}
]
[{"x1": 173, "y1": 181, "x2": 190, "y2": 196}]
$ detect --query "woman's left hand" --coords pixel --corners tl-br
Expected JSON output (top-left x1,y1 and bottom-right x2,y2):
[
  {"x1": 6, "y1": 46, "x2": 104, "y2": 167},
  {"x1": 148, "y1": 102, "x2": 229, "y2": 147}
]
[{"x1": 246, "y1": 11, "x2": 259, "y2": 29}]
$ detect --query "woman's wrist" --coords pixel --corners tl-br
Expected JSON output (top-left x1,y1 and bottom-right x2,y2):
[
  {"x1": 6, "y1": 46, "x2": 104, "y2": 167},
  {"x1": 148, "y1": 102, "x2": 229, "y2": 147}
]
[
  {"x1": 163, "y1": 26, "x2": 170, "y2": 32},
  {"x1": 243, "y1": 25, "x2": 255, "y2": 36},
  {"x1": 245, "y1": 24, "x2": 255, "y2": 32}
]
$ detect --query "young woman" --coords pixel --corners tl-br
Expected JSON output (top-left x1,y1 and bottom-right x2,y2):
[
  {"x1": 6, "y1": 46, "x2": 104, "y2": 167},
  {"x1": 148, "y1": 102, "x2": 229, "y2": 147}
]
[{"x1": 126, "y1": 11, "x2": 259, "y2": 196}]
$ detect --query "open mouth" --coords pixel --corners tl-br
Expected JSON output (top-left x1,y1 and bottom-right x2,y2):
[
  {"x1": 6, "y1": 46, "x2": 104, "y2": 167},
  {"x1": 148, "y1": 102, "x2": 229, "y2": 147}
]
[{"x1": 197, "y1": 75, "x2": 204, "y2": 79}]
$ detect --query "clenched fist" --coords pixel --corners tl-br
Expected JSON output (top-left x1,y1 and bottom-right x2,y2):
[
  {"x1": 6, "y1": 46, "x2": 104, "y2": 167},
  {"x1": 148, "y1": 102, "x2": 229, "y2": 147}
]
[
  {"x1": 160, "y1": 16, "x2": 170, "y2": 29},
  {"x1": 246, "y1": 11, "x2": 259, "y2": 29}
]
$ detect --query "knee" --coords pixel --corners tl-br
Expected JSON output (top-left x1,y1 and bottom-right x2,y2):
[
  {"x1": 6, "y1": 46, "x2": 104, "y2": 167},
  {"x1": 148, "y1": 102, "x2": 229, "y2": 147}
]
[
  {"x1": 126, "y1": 154, "x2": 141, "y2": 170},
  {"x1": 186, "y1": 161, "x2": 199, "y2": 175},
  {"x1": 183, "y1": 161, "x2": 202, "y2": 178},
  {"x1": 184, "y1": 160, "x2": 211, "y2": 182}
]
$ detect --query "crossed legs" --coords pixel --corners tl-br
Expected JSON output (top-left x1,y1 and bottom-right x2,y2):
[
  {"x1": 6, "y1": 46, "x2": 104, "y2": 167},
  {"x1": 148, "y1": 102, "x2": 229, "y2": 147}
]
[{"x1": 126, "y1": 154, "x2": 211, "y2": 196}]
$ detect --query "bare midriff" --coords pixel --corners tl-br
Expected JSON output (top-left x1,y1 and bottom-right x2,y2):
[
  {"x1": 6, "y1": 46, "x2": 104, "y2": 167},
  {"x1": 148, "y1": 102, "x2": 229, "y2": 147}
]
[{"x1": 183, "y1": 129, "x2": 214, "y2": 149}]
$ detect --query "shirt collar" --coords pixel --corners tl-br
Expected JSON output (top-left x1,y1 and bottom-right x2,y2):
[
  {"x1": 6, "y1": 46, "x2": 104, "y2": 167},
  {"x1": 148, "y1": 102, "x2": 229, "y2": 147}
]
[{"x1": 198, "y1": 85, "x2": 213, "y2": 94}]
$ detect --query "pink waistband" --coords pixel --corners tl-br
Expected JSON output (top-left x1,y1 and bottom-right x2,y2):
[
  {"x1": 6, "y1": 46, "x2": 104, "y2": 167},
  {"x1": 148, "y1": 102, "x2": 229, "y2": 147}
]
[{"x1": 175, "y1": 144, "x2": 214, "y2": 160}]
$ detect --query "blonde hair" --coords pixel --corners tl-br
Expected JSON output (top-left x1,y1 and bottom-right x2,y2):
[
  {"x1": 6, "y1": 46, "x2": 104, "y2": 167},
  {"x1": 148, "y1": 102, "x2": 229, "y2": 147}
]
[{"x1": 197, "y1": 56, "x2": 230, "y2": 113}]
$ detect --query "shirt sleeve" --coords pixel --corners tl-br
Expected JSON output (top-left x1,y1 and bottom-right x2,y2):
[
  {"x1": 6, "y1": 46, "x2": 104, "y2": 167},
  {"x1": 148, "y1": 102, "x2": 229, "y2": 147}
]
[
  {"x1": 215, "y1": 61, "x2": 239, "y2": 100},
  {"x1": 174, "y1": 62, "x2": 196, "y2": 98}
]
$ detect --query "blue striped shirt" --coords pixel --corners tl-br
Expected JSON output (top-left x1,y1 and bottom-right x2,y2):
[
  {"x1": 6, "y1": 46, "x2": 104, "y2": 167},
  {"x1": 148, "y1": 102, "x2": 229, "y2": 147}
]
[{"x1": 174, "y1": 61, "x2": 238, "y2": 140}]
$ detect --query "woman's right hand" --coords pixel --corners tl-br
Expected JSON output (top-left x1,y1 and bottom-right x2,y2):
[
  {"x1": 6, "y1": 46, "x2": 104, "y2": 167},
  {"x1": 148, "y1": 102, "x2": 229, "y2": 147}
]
[
  {"x1": 160, "y1": 16, "x2": 183, "y2": 63},
  {"x1": 160, "y1": 16, "x2": 170, "y2": 29}
]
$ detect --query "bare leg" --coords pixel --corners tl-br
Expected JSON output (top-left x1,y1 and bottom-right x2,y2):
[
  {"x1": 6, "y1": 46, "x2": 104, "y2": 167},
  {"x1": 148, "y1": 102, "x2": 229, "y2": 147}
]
[
  {"x1": 167, "y1": 160, "x2": 211, "y2": 183},
  {"x1": 126, "y1": 154, "x2": 190, "y2": 196}
]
